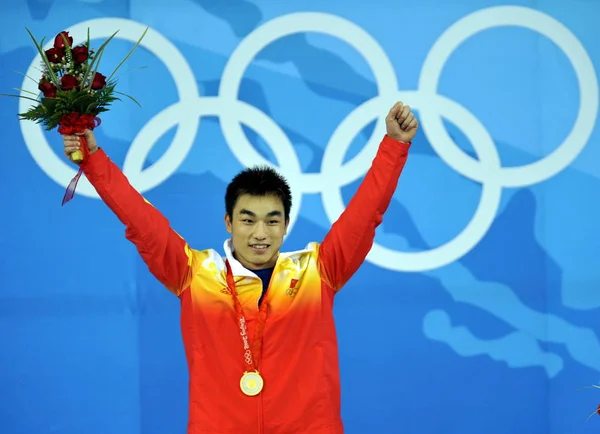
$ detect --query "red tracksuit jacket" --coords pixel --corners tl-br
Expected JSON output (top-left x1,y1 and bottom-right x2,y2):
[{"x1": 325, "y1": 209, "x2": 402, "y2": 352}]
[{"x1": 81, "y1": 134, "x2": 410, "y2": 433}]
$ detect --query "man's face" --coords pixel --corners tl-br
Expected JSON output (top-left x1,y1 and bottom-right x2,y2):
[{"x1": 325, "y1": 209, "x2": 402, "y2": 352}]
[{"x1": 225, "y1": 193, "x2": 289, "y2": 270}]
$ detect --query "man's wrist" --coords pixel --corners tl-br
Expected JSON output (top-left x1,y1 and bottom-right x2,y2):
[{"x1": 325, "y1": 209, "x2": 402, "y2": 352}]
[{"x1": 386, "y1": 133, "x2": 411, "y2": 145}]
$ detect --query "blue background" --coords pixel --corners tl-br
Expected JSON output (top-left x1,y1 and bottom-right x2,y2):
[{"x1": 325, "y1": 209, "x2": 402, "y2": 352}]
[{"x1": 1, "y1": 0, "x2": 599, "y2": 433}]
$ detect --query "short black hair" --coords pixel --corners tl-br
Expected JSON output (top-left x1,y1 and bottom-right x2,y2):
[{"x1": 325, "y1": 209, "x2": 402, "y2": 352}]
[{"x1": 225, "y1": 165, "x2": 292, "y2": 221}]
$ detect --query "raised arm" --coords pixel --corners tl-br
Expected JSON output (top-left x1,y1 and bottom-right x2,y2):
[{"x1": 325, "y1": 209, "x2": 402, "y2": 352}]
[
  {"x1": 317, "y1": 102, "x2": 417, "y2": 291},
  {"x1": 63, "y1": 130, "x2": 194, "y2": 297}
]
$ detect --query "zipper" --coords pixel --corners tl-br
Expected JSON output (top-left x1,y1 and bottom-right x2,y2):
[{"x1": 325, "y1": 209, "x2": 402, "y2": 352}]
[
  {"x1": 258, "y1": 392, "x2": 264, "y2": 433},
  {"x1": 258, "y1": 273, "x2": 272, "y2": 434},
  {"x1": 255, "y1": 259, "x2": 278, "y2": 433},
  {"x1": 257, "y1": 312, "x2": 264, "y2": 434}
]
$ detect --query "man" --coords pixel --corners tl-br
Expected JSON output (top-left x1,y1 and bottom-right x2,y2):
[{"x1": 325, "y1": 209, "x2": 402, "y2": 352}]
[{"x1": 62, "y1": 101, "x2": 417, "y2": 433}]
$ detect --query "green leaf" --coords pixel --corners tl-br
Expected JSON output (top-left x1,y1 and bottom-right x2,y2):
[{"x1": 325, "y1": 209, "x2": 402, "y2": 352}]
[
  {"x1": 87, "y1": 48, "x2": 106, "y2": 91},
  {"x1": 41, "y1": 97, "x2": 58, "y2": 110},
  {"x1": 72, "y1": 92, "x2": 94, "y2": 105},
  {"x1": 122, "y1": 65, "x2": 149, "y2": 74},
  {"x1": 12, "y1": 70, "x2": 41, "y2": 86},
  {"x1": 24, "y1": 27, "x2": 59, "y2": 87},
  {"x1": 78, "y1": 28, "x2": 92, "y2": 82},
  {"x1": 115, "y1": 90, "x2": 141, "y2": 107},
  {"x1": 63, "y1": 33, "x2": 73, "y2": 59},
  {"x1": 0, "y1": 93, "x2": 41, "y2": 103},
  {"x1": 106, "y1": 26, "x2": 148, "y2": 83},
  {"x1": 13, "y1": 87, "x2": 38, "y2": 96},
  {"x1": 84, "y1": 30, "x2": 119, "y2": 90}
]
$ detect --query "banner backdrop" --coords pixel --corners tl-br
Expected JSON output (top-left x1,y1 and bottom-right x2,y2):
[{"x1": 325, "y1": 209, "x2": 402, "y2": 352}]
[{"x1": 1, "y1": 1, "x2": 599, "y2": 433}]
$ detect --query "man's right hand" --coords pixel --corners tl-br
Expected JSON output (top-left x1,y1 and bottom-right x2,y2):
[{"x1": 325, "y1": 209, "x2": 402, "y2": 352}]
[{"x1": 62, "y1": 129, "x2": 98, "y2": 162}]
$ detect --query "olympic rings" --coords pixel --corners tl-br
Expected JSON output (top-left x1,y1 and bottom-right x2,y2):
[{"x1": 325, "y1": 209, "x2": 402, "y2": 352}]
[
  {"x1": 20, "y1": 6, "x2": 598, "y2": 272},
  {"x1": 244, "y1": 351, "x2": 253, "y2": 365}
]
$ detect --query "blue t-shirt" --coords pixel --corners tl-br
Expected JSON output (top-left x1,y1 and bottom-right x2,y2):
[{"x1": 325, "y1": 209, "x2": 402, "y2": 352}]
[{"x1": 254, "y1": 267, "x2": 274, "y2": 306}]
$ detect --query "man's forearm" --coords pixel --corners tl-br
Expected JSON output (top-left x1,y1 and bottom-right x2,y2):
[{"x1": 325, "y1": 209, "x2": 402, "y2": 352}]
[
  {"x1": 317, "y1": 134, "x2": 410, "y2": 290},
  {"x1": 81, "y1": 148, "x2": 193, "y2": 296}
]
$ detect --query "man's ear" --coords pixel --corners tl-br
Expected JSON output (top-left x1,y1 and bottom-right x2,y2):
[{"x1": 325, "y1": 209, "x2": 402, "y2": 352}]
[{"x1": 225, "y1": 213, "x2": 232, "y2": 234}]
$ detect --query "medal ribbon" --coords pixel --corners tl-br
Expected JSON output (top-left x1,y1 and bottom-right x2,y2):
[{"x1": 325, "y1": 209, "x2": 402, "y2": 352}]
[{"x1": 225, "y1": 260, "x2": 269, "y2": 373}]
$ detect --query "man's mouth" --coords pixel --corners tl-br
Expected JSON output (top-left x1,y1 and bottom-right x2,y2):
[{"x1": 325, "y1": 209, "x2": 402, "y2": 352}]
[{"x1": 250, "y1": 244, "x2": 269, "y2": 251}]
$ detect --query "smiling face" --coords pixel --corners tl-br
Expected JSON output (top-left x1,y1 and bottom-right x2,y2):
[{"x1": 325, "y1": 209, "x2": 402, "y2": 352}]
[{"x1": 225, "y1": 193, "x2": 289, "y2": 270}]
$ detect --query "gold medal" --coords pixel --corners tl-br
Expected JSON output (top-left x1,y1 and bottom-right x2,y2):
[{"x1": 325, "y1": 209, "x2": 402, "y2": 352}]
[{"x1": 240, "y1": 371, "x2": 264, "y2": 396}]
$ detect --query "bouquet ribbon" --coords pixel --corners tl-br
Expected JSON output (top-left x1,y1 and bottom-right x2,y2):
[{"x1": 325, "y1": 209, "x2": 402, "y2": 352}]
[{"x1": 57, "y1": 112, "x2": 101, "y2": 206}]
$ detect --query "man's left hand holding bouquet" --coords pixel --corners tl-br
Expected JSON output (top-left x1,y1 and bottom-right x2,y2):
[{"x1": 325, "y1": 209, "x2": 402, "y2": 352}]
[{"x1": 63, "y1": 130, "x2": 98, "y2": 161}]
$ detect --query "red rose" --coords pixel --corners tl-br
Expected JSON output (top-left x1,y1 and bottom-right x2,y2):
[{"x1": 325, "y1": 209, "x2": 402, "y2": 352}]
[
  {"x1": 91, "y1": 72, "x2": 106, "y2": 90},
  {"x1": 71, "y1": 45, "x2": 89, "y2": 63},
  {"x1": 62, "y1": 112, "x2": 81, "y2": 127},
  {"x1": 45, "y1": 47, "x2": 65, "y2": 64},
  {"x1": 54, "y1": 31, "x2": 73, "y2": 49},
  {"x1": 38, "y1": 79, "x2": 57, "y2": 98},
  {"x1": 61, "y1": 75, "x2": 79, "y2": 91}
]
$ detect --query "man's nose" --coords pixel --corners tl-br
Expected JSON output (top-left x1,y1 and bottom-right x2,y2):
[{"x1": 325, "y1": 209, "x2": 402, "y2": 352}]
[{"x1": 252, "y1": 222, "x2": 267, "y2": 239}]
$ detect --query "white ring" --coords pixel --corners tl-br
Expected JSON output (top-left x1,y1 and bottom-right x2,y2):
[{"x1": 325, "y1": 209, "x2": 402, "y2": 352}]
[
  {"x1": 219, "y1": 12, "x2": 398, "y2": 194},
  {"x1": 20, "y1": 18, "x2": 199, "y2": 198},
  {"x1": 322, "y1": 91, "x2": 503, "y2": 272},
  {"x1": 418, "y1": 5, "x2": 598, "y2": 187}
]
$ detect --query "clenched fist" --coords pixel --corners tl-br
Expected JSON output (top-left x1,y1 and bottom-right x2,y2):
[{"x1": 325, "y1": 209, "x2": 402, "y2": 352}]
[
  {"x1": 62, "y1": 129, "x2": 98, "y2": 163},
  {"x1": 385, "y1": 101, "x2": 418, "y2": 143}
]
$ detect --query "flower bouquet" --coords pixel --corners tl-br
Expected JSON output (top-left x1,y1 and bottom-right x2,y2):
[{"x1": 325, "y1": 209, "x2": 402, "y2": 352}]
[{"x1": 3, "y1": 27, "x2": 147, "y2": 205}]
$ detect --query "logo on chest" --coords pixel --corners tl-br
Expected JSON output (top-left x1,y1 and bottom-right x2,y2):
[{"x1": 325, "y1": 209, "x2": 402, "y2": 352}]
[
  {"x1": 220, "y1": 275, "x2": 244, "y2": 295},
  {"x1": 285, "y1": 279, "x2": 299, "y2": 298}
]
